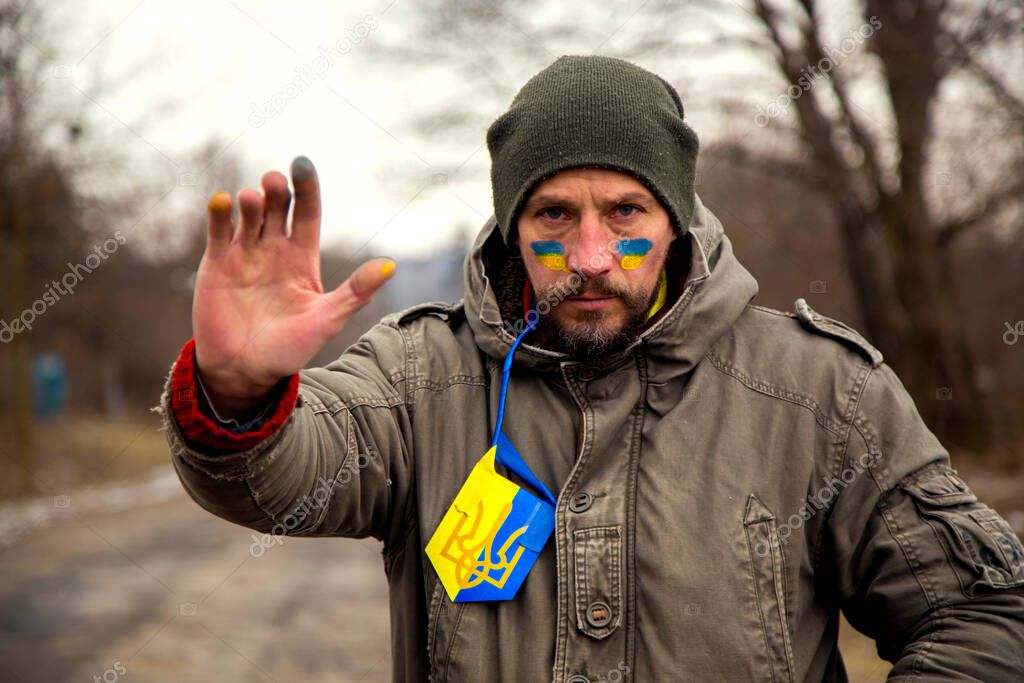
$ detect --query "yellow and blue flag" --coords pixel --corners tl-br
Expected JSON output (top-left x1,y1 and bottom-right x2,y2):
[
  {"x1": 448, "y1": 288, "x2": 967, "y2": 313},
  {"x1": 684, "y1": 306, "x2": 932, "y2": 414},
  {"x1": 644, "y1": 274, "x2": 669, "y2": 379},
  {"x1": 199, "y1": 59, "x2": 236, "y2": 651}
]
[{"x1": 425, "y1": 433, "x2": 555, "y2": 602}]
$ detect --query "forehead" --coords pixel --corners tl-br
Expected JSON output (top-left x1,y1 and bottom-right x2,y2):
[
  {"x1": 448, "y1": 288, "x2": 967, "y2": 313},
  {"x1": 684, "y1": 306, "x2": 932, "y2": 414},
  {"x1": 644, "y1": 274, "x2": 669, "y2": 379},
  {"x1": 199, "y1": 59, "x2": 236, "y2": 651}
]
[{"x1": 525, "y1": 166, "x2": 654, "y2": 202}]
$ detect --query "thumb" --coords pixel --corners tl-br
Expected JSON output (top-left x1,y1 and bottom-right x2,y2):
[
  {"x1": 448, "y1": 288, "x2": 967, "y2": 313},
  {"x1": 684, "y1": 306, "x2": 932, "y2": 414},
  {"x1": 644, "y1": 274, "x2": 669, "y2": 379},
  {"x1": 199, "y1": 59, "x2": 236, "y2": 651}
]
[{"x1": 323, "y1": 257, "x2": 396, "y2": 322}]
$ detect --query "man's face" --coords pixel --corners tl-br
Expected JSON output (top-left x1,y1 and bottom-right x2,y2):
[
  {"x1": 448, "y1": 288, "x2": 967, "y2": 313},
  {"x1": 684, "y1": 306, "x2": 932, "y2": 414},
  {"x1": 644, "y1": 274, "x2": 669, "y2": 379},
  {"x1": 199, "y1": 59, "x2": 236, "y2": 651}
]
[{"x1": 515, "y1": 167, "x2": 675, "y2": 361}]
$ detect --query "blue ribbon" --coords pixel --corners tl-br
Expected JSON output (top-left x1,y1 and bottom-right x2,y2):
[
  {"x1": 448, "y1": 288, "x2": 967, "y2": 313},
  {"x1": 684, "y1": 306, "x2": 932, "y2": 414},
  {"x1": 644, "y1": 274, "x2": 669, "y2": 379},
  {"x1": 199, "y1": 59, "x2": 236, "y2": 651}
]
[{"x1": 490, "y1": 318, "x2": 558, "y2": 507}]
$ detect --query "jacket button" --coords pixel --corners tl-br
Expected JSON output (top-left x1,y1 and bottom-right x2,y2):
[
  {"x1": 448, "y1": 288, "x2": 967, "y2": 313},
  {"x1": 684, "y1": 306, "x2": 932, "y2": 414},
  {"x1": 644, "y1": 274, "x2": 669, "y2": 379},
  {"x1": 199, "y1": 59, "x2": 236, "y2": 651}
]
[
  {"x1": 567, "y1": 676, "x2": 590, "y2": 683},
  {"x1": 568, "y1": 492, "x2": 593, "y2": 513},
  {"x1": 586, "y1": 600, "x2": 613, "y2": 628}
]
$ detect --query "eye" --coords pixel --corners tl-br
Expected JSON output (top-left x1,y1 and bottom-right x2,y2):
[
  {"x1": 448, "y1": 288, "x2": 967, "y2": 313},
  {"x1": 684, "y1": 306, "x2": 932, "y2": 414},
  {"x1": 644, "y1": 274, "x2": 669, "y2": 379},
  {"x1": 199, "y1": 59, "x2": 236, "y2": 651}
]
[
  {"x1": 541, "y1": 207, "x2": 566, "y2": 220},
  {"x1": 614, "y1": 204, "x2": 640, "y2": 218}
]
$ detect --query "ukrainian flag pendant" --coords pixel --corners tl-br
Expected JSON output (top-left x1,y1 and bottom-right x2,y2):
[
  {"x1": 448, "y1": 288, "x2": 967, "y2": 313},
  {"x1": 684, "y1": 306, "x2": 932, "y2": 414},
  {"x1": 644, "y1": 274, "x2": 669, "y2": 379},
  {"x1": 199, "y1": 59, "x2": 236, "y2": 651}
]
[{"x1": 425, "y1": 435, "x2": 555, "y2": 602}]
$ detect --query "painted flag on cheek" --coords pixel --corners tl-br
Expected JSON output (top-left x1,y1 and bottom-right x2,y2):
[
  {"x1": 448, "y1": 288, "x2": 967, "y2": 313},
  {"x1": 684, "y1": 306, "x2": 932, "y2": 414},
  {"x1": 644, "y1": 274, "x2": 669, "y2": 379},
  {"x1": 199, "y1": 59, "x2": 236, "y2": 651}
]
[
  {"x1": 425, "y1": 317, "x2": 557, "y2": 602},
  {"x1": 530, "y1": 240, "x2": 571, "y2": 272},
  {"x1": 616, "y1": 238, "x2": 653, "y2": 270}
]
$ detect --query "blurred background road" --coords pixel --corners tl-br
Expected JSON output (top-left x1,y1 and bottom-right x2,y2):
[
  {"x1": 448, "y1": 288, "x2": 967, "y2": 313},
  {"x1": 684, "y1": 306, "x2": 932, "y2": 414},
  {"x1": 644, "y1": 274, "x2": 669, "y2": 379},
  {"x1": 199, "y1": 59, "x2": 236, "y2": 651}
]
[{"x1": 0, "y1": 462, "x2": 393, "y2": 683}]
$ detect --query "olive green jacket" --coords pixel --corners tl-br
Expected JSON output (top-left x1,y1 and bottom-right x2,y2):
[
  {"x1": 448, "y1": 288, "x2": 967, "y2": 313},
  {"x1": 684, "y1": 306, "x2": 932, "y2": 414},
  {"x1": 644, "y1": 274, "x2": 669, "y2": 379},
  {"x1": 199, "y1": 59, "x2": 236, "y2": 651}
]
[{"x1": 161, "y1": 198, "x2": 1024, "y2": 681}]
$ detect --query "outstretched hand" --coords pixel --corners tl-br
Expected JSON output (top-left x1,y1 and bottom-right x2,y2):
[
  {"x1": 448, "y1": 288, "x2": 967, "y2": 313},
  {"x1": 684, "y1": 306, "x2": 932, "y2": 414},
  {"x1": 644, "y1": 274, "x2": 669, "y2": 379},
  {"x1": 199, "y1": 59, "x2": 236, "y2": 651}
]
[{"x1": 192, "y1": 156, "x2": 395, "y2": 417}]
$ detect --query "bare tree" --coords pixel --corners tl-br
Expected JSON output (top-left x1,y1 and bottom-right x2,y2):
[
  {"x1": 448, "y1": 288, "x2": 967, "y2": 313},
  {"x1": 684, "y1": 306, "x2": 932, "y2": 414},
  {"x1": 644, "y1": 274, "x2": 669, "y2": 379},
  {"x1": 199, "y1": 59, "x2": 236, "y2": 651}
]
[
  {"x1": 743, "y1": 0, "x2": 1022, "y2": 447},
  {"x1": 0, "y1": 0, "x2": 242, "y2": 494},
  {"x1": 1, "y1": 0, "x2": 58, "y2": 492}
]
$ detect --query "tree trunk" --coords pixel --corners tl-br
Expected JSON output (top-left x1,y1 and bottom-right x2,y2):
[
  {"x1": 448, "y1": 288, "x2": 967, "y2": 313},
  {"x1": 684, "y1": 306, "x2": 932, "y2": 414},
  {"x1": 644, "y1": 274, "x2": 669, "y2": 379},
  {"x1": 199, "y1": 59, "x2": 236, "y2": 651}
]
[
  {"x1": 834, "y1": 199, "x2": 906, "y2": 368},
  {"x1": 5, "y1": 178, "x2": 37, "y2": 493},
  {"x1": 872, "y1": 176, "x2": 989, "y2": 450}
]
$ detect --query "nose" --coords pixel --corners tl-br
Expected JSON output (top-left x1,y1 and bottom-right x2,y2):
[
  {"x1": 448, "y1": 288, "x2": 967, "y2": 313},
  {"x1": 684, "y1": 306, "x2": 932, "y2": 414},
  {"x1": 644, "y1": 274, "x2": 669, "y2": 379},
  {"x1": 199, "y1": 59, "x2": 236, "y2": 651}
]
[{"x1": 566, "y1": 210, "x2": 615, "y2": 279}]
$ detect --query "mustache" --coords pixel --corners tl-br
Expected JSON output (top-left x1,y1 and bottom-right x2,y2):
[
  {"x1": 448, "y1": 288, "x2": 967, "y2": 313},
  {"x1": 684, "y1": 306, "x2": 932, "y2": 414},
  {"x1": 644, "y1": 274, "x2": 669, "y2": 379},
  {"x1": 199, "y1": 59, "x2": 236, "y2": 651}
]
[
  {"x1": 535, "y1": 276, "x2": 640, "y2": 306},
  {"x1": 570, "y1": 278, "x2": 630, "y2": 299}
]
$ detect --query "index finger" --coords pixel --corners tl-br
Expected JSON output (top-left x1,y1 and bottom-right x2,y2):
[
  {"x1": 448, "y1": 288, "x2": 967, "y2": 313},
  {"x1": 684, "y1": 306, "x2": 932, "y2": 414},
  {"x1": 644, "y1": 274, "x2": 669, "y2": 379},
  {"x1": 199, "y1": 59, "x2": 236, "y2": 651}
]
[{"x1": 290, "y1": 155, "x2": 320, "y2": 248}]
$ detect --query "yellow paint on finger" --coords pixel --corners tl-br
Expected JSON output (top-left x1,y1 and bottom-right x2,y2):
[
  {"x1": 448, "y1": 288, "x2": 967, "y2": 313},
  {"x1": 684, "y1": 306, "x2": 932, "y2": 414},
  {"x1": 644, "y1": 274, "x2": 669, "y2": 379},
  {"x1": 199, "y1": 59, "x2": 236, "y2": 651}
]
[
  {"x1": 208, "y1": 192, "x2": 231, "y2": 213},
  {"x1": 380, "y1": 260, "x2": 396, "y2": 277}
]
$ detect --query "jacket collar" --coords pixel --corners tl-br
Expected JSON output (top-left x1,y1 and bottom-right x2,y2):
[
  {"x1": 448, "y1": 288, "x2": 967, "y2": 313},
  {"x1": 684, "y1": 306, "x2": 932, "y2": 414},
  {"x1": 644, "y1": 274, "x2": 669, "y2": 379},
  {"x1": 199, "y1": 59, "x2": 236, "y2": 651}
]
[{"x1": 463, "y1": 195, "x2": 759, "y2": 377}]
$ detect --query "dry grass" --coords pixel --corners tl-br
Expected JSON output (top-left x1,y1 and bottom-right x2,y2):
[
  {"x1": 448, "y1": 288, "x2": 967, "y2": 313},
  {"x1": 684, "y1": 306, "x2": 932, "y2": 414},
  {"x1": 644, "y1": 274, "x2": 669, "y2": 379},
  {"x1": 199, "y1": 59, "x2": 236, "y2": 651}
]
[{"x1": 0, "y1": 411, "x2": 168, "y2": 501}]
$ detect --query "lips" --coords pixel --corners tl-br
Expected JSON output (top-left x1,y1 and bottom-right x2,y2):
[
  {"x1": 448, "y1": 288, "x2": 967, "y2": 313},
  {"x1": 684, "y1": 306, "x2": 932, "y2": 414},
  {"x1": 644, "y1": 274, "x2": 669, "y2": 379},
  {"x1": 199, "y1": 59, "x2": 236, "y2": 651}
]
[{"x1": 567, "y1": 295, "x2": 614, "y2": 310}]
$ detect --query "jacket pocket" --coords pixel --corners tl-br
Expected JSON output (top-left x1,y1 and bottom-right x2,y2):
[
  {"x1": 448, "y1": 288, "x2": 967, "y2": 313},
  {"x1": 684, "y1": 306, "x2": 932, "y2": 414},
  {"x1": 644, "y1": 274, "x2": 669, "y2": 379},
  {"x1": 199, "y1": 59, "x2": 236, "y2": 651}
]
[
  {"x1": 426, "y1": 576, "x2": 465, "y2": 682},
  {"x1": 743, "y1": 494, "x2": 795, "y2": 683},
  {"x1": 573, "y1": 525, "x2": 622, "y2": 640},
  {"x1": 897, "y1": 463, "x2": 1024, "y2": 597}
]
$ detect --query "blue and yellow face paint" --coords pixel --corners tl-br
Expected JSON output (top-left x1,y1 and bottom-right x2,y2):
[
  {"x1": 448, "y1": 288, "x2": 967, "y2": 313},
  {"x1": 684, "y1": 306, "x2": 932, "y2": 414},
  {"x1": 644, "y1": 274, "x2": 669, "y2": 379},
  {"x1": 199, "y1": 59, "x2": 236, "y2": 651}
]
[
  {"x1": 532, "y1": 238, "x2": 655, "y2": 272},
  {"x1": 615, "y1": 238, "x2": 653, "y2": 270},
  {"x1": 530, "y1": 240, "x2": 570, "y2": 272},
  {"x1": 425, "y1": 318, "x2": 557, "y2": 602}
]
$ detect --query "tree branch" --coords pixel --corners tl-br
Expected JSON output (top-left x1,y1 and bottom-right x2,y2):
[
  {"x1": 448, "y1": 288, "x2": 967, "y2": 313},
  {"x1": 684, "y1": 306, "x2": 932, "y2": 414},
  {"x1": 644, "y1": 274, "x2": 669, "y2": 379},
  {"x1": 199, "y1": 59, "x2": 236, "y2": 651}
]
[
  {"x1": 798, "y1": 0, "x2": 888, "y2": 199},
  {"x1": 937, "y1": 176, "x2": 1024, "y2": 246},
  {"x1": 750, "y1": 0, "x2": 852, "y2": 198},
  {"x1": 946, "y1": 31, "x2": 1024, "y2": 119}
]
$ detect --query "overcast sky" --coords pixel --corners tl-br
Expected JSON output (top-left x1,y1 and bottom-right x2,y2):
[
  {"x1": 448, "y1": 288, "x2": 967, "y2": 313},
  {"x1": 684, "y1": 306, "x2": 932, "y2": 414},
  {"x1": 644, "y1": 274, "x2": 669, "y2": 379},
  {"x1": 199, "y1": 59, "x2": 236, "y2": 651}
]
[
  {"x1": 31, "y1": 0, "x2": 715, "y2": 260},
  {"x1": 30, "y1": 1, "x2": 480, "y2": 258},
  {"x1": 33, "y1": 1, "x2": 1010, "y2": 262}
]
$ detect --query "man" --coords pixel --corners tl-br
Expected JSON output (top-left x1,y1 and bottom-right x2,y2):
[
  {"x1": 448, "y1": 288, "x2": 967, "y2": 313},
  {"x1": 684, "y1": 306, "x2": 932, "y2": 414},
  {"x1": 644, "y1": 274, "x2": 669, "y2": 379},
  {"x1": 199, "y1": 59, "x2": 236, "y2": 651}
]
[{"x1": 162, "y1": 56, "x2": 1024, "y2": 681}]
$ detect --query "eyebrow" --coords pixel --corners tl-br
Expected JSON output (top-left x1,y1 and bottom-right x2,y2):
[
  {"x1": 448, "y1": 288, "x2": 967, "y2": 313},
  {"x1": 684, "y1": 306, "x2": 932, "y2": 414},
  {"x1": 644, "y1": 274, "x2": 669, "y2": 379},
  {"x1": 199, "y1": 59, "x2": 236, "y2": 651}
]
[{"x1": 523, "y1": 191, "x2": 656, "y2": 212}]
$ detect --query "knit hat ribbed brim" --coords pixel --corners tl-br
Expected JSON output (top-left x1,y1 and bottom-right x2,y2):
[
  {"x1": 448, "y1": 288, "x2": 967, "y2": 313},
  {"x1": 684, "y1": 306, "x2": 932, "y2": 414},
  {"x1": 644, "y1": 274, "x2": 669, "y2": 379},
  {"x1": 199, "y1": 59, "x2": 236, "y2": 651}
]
[{"x1": 486, "y1": 55, "x2": 700, "y2": 244}]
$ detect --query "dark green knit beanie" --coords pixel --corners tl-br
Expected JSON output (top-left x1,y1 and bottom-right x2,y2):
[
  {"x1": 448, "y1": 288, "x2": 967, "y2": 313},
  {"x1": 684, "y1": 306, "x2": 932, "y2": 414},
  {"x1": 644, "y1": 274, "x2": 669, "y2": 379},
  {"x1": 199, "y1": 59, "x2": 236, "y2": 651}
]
[{"x1": 486, "y1": 55, "x2": 700, "y2": 244}]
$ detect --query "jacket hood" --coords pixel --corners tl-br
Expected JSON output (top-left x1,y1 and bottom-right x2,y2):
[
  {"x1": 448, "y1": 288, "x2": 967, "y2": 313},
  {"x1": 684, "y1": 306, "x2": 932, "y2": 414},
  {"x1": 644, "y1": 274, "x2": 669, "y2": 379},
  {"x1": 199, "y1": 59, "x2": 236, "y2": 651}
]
[{"x1": 463, "y1": 195, "x2": 759, "y2": 375}]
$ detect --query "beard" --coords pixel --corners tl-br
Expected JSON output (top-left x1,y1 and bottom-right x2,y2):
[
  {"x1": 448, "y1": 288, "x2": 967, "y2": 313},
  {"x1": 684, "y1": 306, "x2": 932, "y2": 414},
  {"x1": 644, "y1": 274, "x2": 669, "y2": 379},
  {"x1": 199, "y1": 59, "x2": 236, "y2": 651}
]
[{"x1": 534, "y1": 275, "x2": 657, "y2": 363}]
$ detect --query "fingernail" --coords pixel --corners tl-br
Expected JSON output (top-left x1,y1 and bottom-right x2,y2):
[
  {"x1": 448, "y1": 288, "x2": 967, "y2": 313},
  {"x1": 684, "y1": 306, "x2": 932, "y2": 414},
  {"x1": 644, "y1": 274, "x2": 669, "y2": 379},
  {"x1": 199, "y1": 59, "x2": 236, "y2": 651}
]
[
  {"x1": 380, "y1": 260, "x2": 396, "y2": 277},
  {"x1": 291, "y1": 155, "x2": 315, "y2": 182},
  {"x1": 208, "y1": 192, "x2": 231, "y2": 213}
]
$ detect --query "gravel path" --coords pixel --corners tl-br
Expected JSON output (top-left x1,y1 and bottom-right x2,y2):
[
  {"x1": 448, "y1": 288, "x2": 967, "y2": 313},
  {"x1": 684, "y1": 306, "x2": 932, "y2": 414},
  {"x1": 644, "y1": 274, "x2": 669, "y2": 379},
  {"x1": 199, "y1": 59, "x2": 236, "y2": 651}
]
[{"x1": 0, "y1": 473, "x2": 391, "y2": 683}]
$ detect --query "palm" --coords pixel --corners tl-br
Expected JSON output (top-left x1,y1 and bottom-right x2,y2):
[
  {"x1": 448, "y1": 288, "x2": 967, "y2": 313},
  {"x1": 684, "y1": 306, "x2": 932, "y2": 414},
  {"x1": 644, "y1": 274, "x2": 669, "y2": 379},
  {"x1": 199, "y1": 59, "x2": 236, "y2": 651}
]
[
  {"x1": 195, "y1": 238, "x2": 330, "y2": 382},
  {"x1": 192, "y1": 157, "x2": 393, "y2": 406}
]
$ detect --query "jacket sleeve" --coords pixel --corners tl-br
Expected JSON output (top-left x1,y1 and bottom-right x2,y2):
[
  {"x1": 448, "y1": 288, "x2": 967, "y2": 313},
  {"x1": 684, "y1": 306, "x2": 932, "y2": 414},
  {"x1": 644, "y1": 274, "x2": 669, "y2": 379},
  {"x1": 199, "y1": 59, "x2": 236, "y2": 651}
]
[
  {"x1": 158, "y1": 320, "x2": 414, "y2": 548},
  {"x1": 169, "y1": 337, "x2": 301, "y2": 451},
  {"x1": 828, "y1": 363, "x2": 1024, "y2": 681}
]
